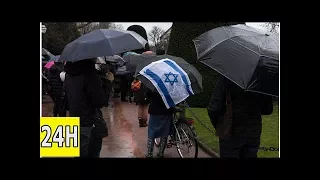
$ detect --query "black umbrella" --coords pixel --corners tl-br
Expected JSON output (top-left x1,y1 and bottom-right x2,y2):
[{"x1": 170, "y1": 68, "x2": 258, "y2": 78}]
[
  {"x1": 133, "y1": 54, "x2": 203, "y2": 94},
  {"x1": 59, "y1": 29, "x2": 147, "y2": 63},
  {"x1": 123, "y1": 53, "x2": 158, "y2": 74},
  {"x1": 193, "y1": 24, "x2": 279, "y2": 97}
]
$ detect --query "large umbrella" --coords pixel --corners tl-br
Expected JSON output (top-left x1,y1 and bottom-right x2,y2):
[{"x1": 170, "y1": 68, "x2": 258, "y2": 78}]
[
  {"x1": 135, "y1": 54, "x2": 203, "y2": 94},
  {"x1": 49, "y1": 55, "x2": 60, "y2": 62},
  {"x1": 193, "y1": 24, "x2": 279, "y2": 97},
  {"x1": 123, "y1": 53, "x2": 157, "y2": 74},
  {"x1": 42, "y1": 48, "x2": 55, "y2": 60},
  {"x1": 59, "y1": 29, "x2": 147, "y2": 62},
  {"x1": 42, "y1": 48, "x2": 53, "y2": 56},
  {"x1": 104, "y1": 55, "x2": 125, "y2": 66}
]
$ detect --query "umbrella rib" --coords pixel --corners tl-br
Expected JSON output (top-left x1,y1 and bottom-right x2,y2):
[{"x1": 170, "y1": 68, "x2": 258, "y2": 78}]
[
  {"x1": 260, "y1": 54, "x2": 279, "y2": 60},
  {"x1": 230, "y1": 25, "x2": 266, "y2": 35},
  {"x1": 228, "y1": 38, "x2": 261, "y2": 56},
  {"x1": 222, "y1": 26, "x2": 229, "y2": 38},
  {"x1": 245, "y1": 89, "x2": 278, "y2": 97},
  {"x1": 202, "y1": 61, "x2": 278, "y2": 97},
  {"x1": 195, "y1": 25, "x2": 277, "y2": 60},
  {"x1": 229, "y1": 35, "x2": 279, "y2": 60},
  {"x1": 192, "y1": 40, "x2": 201, "y2": 60},
  {"x1": 193, "y1": 26, "x2": 229, "y2": 60}
]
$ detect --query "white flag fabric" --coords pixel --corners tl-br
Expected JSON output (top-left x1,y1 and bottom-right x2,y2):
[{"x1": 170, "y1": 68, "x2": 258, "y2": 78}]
[{"x1": 139, "y1": 58, "x2": 194, "y2": 109}]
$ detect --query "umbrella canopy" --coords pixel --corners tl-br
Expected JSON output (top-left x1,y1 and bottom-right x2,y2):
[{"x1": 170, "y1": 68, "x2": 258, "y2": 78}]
[
  {"x1": 105, "y1": 55, "x2": 125, "y2": 66},
  {"x1": 49, "y1": 55, "x2": 60, "y2": 62},
  {"x1": 42, "y1": 48, "x2": 55, "y2": 60},
  {"x1": 42, "y1": 48, "x2": 52, "y2": 56},
  {"x1": 123, "y1": 53, "x2": 157, "y2": 74},
  {"x1": 193, "y1": 24, "x2": 279, "y2": 97},
  {"x1": 134, "y1": 54, "x2": 203, "y2": 94},
  {"x1": 59, "y1": 29, "x2": 148, "y2": 62}
]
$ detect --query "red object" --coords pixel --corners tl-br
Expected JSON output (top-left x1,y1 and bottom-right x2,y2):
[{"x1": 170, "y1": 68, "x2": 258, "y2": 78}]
[
  {"x1": 186, "y1": 120, "x2": 194, "y2": 125},
  {"x1": 131, "y1": 80, "x2": 141, "y2": 91}
]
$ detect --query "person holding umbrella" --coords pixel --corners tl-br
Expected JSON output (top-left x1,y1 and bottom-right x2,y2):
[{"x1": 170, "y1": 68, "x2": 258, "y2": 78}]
[
  {"x1": 136, "y1": 58, "x2": 201, "y2": 158},
  {"x1": 64, "y1": 59, "x2": 106, "y2": 157},
  {"x1": 48, "y1": 61, "x2": 66, "y2": 117},
  {"x1": 193, "y1": 24, "x2": 279, "y2": 158},
  {"x1": 207, "y1": 75, "x2": 273, "y2": 158},
  {"x1": 60, "y1": 28, "x2": 148, "y2": 157}
]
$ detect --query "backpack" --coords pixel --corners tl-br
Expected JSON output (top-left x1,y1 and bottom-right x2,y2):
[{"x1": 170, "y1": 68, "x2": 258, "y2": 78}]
[{"x1": 131, "y1": 79, "x2": 141, "y2": 91}]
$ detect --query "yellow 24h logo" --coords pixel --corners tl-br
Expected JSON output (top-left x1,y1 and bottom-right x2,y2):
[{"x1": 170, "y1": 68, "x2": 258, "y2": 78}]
[{"x1": 40, "y1": 117, "x2": 80, "y2": 158}]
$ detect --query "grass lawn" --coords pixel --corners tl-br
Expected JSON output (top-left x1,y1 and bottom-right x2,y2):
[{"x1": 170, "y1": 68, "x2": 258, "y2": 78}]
[{"x1": 186, "y1": 104, "x2": 279, "y2": 158}]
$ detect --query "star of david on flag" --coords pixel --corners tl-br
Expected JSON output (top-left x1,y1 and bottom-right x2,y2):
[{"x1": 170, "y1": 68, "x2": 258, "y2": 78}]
[
  {"x1": 164, "y1": 72, "x2": 179, "y2": 85},
  {"x1": 139, "y1": 59, "x2": 194, "y2": 109}
]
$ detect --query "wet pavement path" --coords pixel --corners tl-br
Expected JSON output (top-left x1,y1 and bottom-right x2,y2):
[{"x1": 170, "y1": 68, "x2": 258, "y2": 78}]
[{"x1": 42, "y1": 96, "x2": 211, "y2": 158}]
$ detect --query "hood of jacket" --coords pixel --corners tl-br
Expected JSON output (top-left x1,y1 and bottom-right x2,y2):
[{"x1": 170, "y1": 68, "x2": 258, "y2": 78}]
[{"x1": 65, "y1": 59, "x2": 95, "y2": 77}]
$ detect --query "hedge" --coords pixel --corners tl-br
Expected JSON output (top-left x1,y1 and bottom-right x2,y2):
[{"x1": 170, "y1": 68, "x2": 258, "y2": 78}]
[{"x1": 167, "y1": 22, "x2": 244, "y2": 107}]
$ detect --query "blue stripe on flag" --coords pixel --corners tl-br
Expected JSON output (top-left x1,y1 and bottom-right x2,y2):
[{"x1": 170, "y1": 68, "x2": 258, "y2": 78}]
[
  {"x1": 145, "y1": 69, "x2": 175, "y2": 108},
  {"x1": 163, "y1": 60, "x2": 194, "y2": 95}
]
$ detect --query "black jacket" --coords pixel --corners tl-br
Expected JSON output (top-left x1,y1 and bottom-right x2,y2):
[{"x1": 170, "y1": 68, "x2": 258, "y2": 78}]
[
  {"x1": 148, "y1": 92, "x2": 175, "y2": 115},
  {"x1": 64, "y1": 60, "x2": 105, "y2": 127},
  {"x1": 135, "y1": 83, "x2": 151, "y2": 105},
  {"x1": 49, "y1": 64, "x2": 63, "y2": 96},
  {"x1": 208, "y1": 75, "x2": 273, "y2": 136}
]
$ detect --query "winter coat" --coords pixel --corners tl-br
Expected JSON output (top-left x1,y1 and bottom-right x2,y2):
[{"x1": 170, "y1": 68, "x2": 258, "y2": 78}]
[
  {"x1": 64, "y1": 60, "x2": 105, "y2": 127},
  {"x1": 208, "y1": 75, "x2": 273, "y2": 136}
]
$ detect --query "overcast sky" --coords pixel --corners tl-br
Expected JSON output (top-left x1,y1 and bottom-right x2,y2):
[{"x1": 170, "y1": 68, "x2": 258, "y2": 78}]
[{"x1": 115, "y1": 22, "x2": 269, "y2": 34}]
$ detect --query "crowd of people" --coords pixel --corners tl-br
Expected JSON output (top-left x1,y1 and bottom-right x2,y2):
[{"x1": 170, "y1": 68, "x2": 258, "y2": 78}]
[
  {"x1": 42, "y1": 42, "x2": 178, "y2": 158},
  {"x1": 42, "y1": 25, "x2": 275, "y2": 158},
  {"x1": 42, "y1": 48, "x2": 274, "y2": 159}
]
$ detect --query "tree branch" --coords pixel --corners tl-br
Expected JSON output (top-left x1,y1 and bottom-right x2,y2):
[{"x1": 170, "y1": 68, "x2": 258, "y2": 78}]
[{"x1": 77, "y1": 22, "x2": 92, "y2": 29}]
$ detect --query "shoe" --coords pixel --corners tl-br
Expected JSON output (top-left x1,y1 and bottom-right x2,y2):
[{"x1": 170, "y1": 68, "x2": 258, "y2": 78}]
[
  {"x1": 157, "y1": 154, "x2": 164, "y2": 158},
  {"x1": 138, "y1": 118, "x2": 148, "y2": 127},
  {"x1": 142, "y1": 119, "x2": 148, "y2": 127},
  {"x1": 157, "y1": 137, "x2": 168, "y2": 157},
  {"x1": 146, "y1": 155, "x2": 153, "y2": 158},
  {"x1": 146, "y1": 138, "x2": 154, "y2": 158},
  {"x1": 139, "y1": 118, "x2": 147, "y2": 127}
]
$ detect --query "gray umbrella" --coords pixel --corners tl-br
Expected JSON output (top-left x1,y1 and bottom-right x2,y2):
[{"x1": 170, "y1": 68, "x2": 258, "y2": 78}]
[
  {"x1": 105, "y1": 55, "x2": 126, "y2": 66},
  {"x1": 123, "y1": 53, "x2": 156, "y2": 74},
  {"x1": 42, "y1": 48, "x2": 54, "y2": 58},
  {"x1": 59, "y1": 29, "x2": 148, "y2": 62},
  {"x1": 193, "y1": 24, "x2": 279, "y2": 97},
  {"x1": 132, "y1": 54, "x2": 203, "y2": 94}
]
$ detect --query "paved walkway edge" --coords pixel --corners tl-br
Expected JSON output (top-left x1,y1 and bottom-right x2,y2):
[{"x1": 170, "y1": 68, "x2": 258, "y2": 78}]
[{"x1": 198, "y1": 140, "x2": 220, "y2": 158}]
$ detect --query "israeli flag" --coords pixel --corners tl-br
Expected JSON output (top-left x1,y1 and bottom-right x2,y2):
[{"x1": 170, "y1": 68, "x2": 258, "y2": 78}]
[{"x1": 139, "y1": 58, "x2": 194, "y2": 109}]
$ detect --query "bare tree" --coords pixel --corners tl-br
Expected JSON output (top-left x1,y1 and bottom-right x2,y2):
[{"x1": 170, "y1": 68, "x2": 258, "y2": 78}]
[
  {"x1": 109, "y1": 23, "x2": 124, "y2": 30},
  {"x1": 148, "y1": 26, "x2": 164, "y2": 49},
  {"x1": 77, "y1": 22, "x2": 100, "y2": 35},
  {"x1": 98, "y1": 22, "x2": 112, "y2": 29},
  {"x1": 263, "y1": 22, "x2": 280, "y2": 34},
  {"x1": 77, "y1": 22, "x2": 123, "y2": 35},
  {"x1": 42, "y1": 22, "x2": 81, "y2": 54}
]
